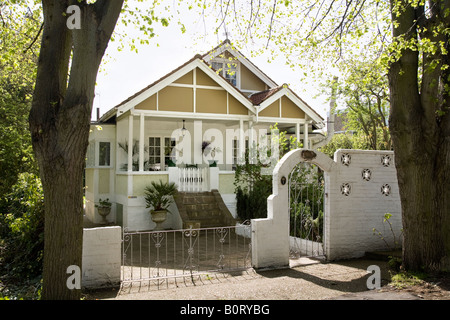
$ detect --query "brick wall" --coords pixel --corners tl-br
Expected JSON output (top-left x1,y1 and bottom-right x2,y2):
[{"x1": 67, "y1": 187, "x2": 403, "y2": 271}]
[
  {"x1": 252, "y1": 149, "x2": 402, "y2": 269},
  {"x1": 326, "y1": 149, "x2": 402, "y2": 260},
  {"x1": 82, "y1": 226, "x2": 121, "y2": 289}
]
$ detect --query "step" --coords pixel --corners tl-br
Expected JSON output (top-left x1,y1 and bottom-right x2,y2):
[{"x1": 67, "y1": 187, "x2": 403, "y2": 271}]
[{"x1": 176, "y1": 191, "x2": 236, "y2": 228}]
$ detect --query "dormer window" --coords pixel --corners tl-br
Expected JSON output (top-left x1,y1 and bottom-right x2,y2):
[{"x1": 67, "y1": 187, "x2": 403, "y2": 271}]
[{"x1": 211, "y1": 60, "x2": 238, "y2": 87}]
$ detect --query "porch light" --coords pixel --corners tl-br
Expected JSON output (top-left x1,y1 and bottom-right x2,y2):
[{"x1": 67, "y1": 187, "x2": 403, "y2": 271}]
[{"x1": 181, "y1": 120, "x2": 187, "y2": 136}]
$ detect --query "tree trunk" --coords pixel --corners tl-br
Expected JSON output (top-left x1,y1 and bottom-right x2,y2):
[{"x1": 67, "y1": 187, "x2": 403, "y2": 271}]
[
  {"x1": 29, "y1": 0, "x2": 124, "y2": 300},
  {"x1": 388, "y1": 0, "x2": 450, "y2": 272}
]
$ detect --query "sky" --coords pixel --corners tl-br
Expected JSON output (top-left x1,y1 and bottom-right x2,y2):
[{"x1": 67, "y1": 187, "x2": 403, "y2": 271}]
[{"x1": 92, "y1": 4, "x2": 332, "y2": 124}]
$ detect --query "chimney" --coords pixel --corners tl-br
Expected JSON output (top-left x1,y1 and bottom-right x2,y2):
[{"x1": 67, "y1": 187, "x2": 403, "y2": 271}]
[
  {"x1": 96, "y1": 108, "x2": 100, "y2": 122},
  {"x1": 327, "y1": 76, "x2": 338, "y2": 136},
  {"x1": 311, "y1": 76, "x2": 338, "y2": 149}
]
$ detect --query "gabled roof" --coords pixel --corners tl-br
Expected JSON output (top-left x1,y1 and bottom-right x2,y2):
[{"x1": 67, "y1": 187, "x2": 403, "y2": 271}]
[
  {"x1": 99, "y1": 41, "x2": 324, "y2": 127},
  {"x1": 249, "y1": 86, "x2": 284, "y2": 105},
  {"x1": 202, "y1": 39, "x2": 278, "y2": 89},
  {"x1": 100, "y1": 54, "x2": 256, "y2": 122},
  {"x1": 253, "y1": 85, "x2": 324, "y2": 125}
]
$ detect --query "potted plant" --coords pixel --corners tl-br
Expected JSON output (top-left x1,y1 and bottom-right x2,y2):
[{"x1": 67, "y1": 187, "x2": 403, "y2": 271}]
[
  {"x1": 144, "y1": 180, "x2": 177, "y2": 230},
  {"x1": 202, "y1": 141, "x2": 211, "y2": 155},
  {"x1": 95, "y1": 198, "x2": 112, "y2": 224},
  {"x1": 209, "y1": 146, "x2": 221, "y2": 167}
]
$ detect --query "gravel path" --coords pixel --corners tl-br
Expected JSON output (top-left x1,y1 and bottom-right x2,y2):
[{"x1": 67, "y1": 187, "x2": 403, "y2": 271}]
[{"x1": 88, "y1": 258, "x2": 407, "y2": 300}]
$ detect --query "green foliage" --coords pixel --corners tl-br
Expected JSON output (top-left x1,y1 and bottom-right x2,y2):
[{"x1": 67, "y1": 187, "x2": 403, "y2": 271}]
[
  {"x1": 0, "y1": 173, "x2": 44, "y2": 283},
  {"x1": 0, "y1": 2, "x2": 43, "y2": 299},
  {"x1": 234, "y1": 124, "x2": 301, "y2": 221},
  {"x1": 390, "y1": 271, "x2": 427, "y2": 289},
  {"x1": 144, "y1": 180, "x2": 177, "y2": 212},
  {"x1": 334, "y1": 59, "x2": 392, "y2": 150},
  {"x1": 235, "y1": 178, "x2": 271, "y2": 221},
  {"x1": 289, "y1": 164, "x2": 324, "y2": 241},
  {"x1": 95, "y1": 198, "x2": 112, "y2": 208},
  {"x1": 318, "y1": 132, "x2": 368, "y2": 158},
  {"x1": 372, "y1": 213, "x2": 403, "y2": 251},
  {"x1": 0, "y1": 1, "x2": 41, "y2": 196}
]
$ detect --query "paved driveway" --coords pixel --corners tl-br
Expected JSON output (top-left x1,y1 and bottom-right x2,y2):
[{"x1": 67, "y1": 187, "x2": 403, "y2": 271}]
[{"x1": 88, "y1": 258, "x2": 415, "y2": 300}]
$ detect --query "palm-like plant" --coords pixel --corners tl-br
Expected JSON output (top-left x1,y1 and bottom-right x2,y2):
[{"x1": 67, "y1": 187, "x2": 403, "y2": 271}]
[{"x1": 144, "y1": 180, "x2": 177, "y2": 213}]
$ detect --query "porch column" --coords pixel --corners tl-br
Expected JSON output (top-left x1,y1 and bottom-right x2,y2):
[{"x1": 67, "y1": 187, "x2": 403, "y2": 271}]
[
  {"x1": 128, "y1": 114, "x2": 133, "y2": 172},
  {"x1": 239, "y1": 119, "x2": 245, "y2": 164},
  {"x1": 304, "y1": 121, "x2": 309, "y2": 149},
  {"x1": 248, "y1": 120, "x2": 254, "y2": 164},
  {"x1": 139, "y1": 113, "x2": 144, "y2": 172},
  {"x1": 295, "y1": 122, "x2": 300, "y2": 146}
]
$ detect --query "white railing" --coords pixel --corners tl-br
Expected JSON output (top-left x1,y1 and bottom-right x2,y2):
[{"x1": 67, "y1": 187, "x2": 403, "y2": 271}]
[{"x1": 178, "y1": 167, "x2": 208, "y2": 192}]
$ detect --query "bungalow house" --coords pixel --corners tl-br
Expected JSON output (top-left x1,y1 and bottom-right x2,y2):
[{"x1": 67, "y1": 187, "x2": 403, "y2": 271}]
[{"x1": 84, "y1": 40, "x2": 325, "y2": 231}]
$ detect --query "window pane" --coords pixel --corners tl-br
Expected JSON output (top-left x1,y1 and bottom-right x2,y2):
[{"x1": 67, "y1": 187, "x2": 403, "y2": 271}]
[
  {"x1": 212, "y1": 62, "x2": 223, "y2": 74},
  {"x1": 99, "y1": 142, "x2": 110, "y2": 166},
  {"x1": 148, "y1": 137, "x2": 161, "y2": 171},
  {"x1": 164, "y1": 137, "x2": 176, "y2": 167}
]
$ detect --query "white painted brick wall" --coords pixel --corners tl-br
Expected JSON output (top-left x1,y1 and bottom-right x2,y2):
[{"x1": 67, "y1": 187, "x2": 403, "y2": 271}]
[
  {"x1": 326, "y1": 150, "x2": 402, "y2": 260},
  {"x1": 82, "y1": 226, "x2": 122, "y2": 289},
  {"x1": 252, "y1": 149, "x2": 403, "y2": 269}
]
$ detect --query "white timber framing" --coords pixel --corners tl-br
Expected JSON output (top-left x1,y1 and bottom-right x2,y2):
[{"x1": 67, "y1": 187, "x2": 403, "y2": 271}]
[
  {"x1": 116, "y1": 58, "x2": 257, "y2": 118},
  {"x1": 202, "y1": 41, "x2": 278, "y2": 90},
  {"x1": 256, "y1": 86, "x2": 324, "y2": 127}
]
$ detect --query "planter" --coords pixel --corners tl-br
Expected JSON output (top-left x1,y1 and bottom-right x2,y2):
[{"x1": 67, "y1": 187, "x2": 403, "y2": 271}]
[
  {"x1": 208, "y1": 160, "x2": 217, "y2": 167},
  {"x1": 97, "y1": 206, "x2": 111, "y2": 224},
  {"x1": 151, "y1": 209, "x2": 167, "y2": 230}
]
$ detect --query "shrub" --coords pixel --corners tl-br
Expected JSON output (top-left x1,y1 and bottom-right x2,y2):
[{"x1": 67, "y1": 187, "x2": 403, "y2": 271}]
[{"x1": 0, "y1": 173, "x2": 44, "y2": 282}]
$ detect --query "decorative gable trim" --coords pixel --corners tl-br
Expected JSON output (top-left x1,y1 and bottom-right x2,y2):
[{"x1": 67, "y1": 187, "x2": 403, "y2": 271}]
[
  {"x1": 257, "y1": 85, "x2": 324, "y2": 128},
  {"x1": 202, "y1": 40, "x2": 278, "y2": 89},
  {"x1": 114, "y1": 56, "x2": 256, "y2": 118}
]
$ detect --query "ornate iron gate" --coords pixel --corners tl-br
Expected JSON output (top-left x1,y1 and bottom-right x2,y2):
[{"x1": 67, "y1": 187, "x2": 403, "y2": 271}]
[
  {"x1": 121, "y1": 222, "x2": 252, "y2": 287},
  {"x1": 288, "y1": 162, "x2": 325, "y2": 258}
]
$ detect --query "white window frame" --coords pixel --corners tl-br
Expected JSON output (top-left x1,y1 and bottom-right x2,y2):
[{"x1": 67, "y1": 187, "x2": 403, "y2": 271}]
[
  {"x1": 98, "y1": 141, "x2": 111, "y2": 167},
  {"x1": 148, "y1": 136, "x2": 162, "y2": 171},
  {"x1": 211, "y1": 58, "x2": 240, "y2": 88},
  {"x1": 147, "y1": 136, "x2": 177, "y2": 171}
]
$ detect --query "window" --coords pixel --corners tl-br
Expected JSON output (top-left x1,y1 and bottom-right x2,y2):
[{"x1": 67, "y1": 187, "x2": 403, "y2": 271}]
[
  {"x1": 164, "y1": 137, "x2": 176, "y2": 167},
  {"x1": 224, "y1": 63, "x2": 237, "y2": 86},
  {"x1": 98, "y1": 142, "x2": 111, "y2": 166},
  {"x1": 212, "y1": 62, "x2": 222, "y2": 73},
  {"x1": 148, "y1": 137, "x2": 161, "y2": 171},
  {"x1": 211, "y1": 61, "x2": 238, "y2": 86},
  {"x1": 232, "y1": 139, "x2": 249, "y2": 166},
  {"x1": 232, "y1": 139, "x2": 239, "y2": 166}
]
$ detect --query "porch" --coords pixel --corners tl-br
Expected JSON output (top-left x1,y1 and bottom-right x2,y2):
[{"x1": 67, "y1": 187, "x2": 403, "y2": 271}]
[{"x1": 115, "y1": 111, "x2": 312, "y2": 175}]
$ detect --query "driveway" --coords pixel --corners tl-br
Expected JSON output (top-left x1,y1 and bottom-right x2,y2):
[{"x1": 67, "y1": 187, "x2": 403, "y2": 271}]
[{"x1": 87, "y1": 258, "x2": 420, "y2": 300}]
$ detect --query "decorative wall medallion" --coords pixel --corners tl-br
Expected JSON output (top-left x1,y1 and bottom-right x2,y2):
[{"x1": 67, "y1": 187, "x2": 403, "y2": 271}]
[
  {"x1": 341, "y1": 153, "x2": 351, "y2": 166},
  {"x1": 381, "y1": 155, "x2": 391, "y2": 167},
  {"x1": 281, "y1": 176, "x2": 287, "y2": 185},
  {"x1": 381, "y1": 184, "x2": 391, "y2": 196},
  {"x1": 341, "y1": 183, "x2": 351, "y2": 196},
  {"x1": 362, "y1": 169, "x2": 372, "y2": 181}
]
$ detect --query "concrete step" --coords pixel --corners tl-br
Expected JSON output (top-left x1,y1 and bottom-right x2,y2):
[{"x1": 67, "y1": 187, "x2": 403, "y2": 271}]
[{"x1": 175, "y1": 190, "x2": 236, "y2": 228}]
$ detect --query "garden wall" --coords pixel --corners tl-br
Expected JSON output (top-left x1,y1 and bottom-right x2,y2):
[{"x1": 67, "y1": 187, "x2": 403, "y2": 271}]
[
  {"x1": 82, "y1": 226, "x2": 121, "y2": 289},
  {"x1": 325, "y1": 149, "x2": 402, "y2": 260},
  {"x1": 252, "y1": 149, "x2": 402, "y2": 269}
]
